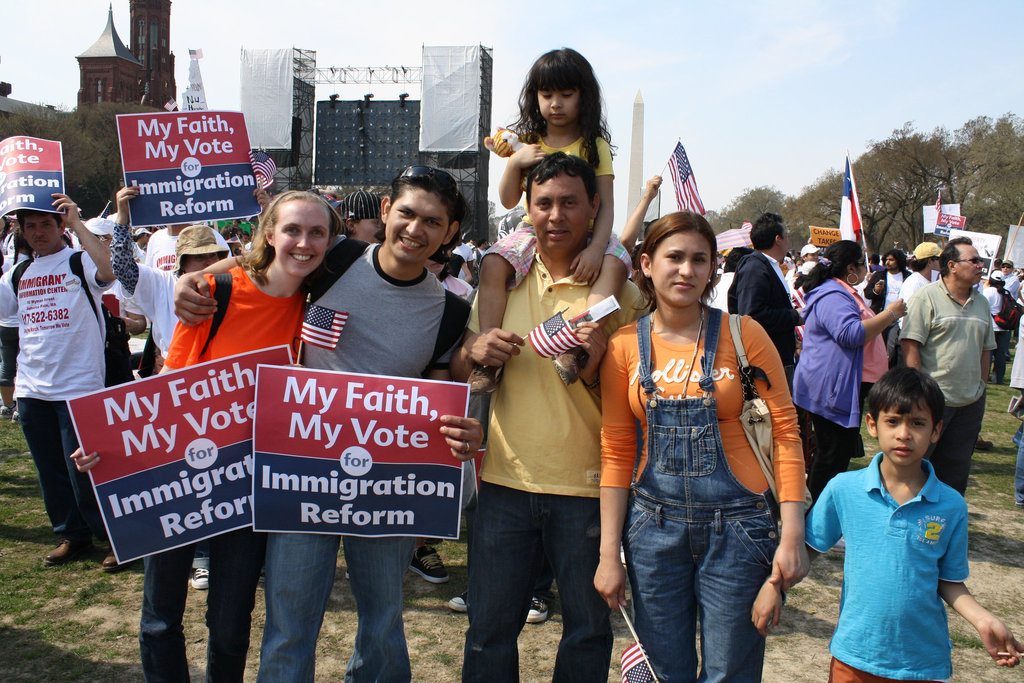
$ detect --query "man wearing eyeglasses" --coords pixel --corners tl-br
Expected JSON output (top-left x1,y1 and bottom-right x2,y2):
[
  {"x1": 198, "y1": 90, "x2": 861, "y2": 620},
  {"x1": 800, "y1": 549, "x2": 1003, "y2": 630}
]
[
  {"x1": 1000, "y1": 260, "x2": 1020, "y2": 301},
  {"x1": 901, "y1": 237, "x2": 995, "y2": 495}
]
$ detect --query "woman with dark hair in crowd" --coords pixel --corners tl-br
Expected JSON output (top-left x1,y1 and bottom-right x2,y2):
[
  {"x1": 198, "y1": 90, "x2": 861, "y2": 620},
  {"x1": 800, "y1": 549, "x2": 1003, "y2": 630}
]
[
  {"x1": 595, "y1": 211, "x2": 807, "y2": 680},
  {"x1": 865, "y1": 248, "x2": 911, "y2": 366},
  {"x1": 793, "y1": 240, "x2": 908, "y2": 501}
]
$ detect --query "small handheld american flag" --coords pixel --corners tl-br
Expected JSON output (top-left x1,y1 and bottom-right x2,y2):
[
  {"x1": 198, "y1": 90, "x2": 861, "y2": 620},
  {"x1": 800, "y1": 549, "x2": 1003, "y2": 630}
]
[
  {"x1": 528, "y1": 310, "x2": 583, "y2": 358},
  {"x1": 249, "y1": 149, "x2": 277, "y2": 189},
  {"x1": 619, "y1": 604, "x2": 659, "y2": 683},
  {"x1": 301, "y1": 304, "x2": 347, "y2": 350},
  {"x1": 667, "y1": 142, "x2": 705, "y2": 216}
]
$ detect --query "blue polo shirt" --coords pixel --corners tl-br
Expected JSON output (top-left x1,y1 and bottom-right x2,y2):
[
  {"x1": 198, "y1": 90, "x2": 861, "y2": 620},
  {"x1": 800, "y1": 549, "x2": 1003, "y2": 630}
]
[{"x1": 805, "y1": 453, "x2": 969, "y2": 680}]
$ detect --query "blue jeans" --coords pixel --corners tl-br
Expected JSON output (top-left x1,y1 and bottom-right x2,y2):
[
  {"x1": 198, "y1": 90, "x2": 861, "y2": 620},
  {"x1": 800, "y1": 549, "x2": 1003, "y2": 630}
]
[
  {"x1": 463, "y1": 482, "x2": 612, "y2": 683},
  {"x1": 624, "y1": 310, "x2": 776, "y2": 682},
  {"x1": 992, "y1": 330, "x2": 1011, "y2": 384},
  {"x1": 258, "y1": 532, "x2": 416, "y2": 683},
  {"x1": 18, "y1": 397, "x2": 106, "y2": 542},
  {"x1": 1015, "y1": 425, "x2": 1024, "y2": 508},
  {"x1": 140, "y1": 528, "x2": 266, "y2": 682}
]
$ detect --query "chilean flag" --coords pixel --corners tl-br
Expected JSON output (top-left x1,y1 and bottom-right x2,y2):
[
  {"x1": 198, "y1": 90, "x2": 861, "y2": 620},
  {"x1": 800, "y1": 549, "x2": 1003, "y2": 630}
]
[{"x1": 838, "y1": 153, "x2": 862, "y2": 242}]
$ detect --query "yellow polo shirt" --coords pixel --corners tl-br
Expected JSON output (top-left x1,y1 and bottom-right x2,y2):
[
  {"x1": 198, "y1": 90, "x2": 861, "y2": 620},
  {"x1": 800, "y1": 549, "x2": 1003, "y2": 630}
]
[{"x1": 469, "y1": 256, "x2": 645, "y2": 497}]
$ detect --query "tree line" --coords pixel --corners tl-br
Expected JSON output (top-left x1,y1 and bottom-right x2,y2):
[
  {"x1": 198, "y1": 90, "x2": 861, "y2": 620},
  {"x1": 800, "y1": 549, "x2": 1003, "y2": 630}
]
[{"x1": 707, "y1": 114, "x2": 1024, "y2": 254}]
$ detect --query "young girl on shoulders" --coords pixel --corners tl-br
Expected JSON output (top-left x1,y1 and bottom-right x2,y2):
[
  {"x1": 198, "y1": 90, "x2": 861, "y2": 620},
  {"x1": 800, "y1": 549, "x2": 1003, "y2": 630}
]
[{"x1": 472, "y1": 47, "x2": 630, "y2": 392}]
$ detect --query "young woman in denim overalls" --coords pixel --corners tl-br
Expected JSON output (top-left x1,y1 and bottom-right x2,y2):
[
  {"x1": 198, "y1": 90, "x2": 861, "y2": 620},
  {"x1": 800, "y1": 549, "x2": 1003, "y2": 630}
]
[{"x1": 595, "y1": 212, "x2": 809, "y2": 682}]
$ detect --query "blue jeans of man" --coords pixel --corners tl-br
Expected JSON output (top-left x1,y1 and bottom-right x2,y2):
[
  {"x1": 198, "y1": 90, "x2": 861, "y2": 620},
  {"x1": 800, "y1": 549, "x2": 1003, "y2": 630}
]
[
  {"x1": 1015, "y1": 425, "x2": 1024, "y2": 508},
  {"x1": 992, "y1": 330, "x2": 1011, "y2": 384},
  {"x1": 462, "y1": 482, "x2": 612, "y2": 683},
  {"x1": 258, "y1": 532, "x2": 416, "y2": 683},
  {"x1": 18, "y1": 397, "x2": 106, "y2": 542},
  {"x1": 140, "y1": 528, "x2": 266, "y2": 682}
]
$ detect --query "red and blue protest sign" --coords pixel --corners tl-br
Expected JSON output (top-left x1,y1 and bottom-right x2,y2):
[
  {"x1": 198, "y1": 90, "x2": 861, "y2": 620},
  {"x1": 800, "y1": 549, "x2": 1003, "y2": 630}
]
[
  {"x1": 116, "y1": 111, "x2": 262, "y2": 228},
  {"x1": 68, "y1": 345, "x2": 292, "y2": 563},
  {"x1": 0, "y1": 136, "x2": 64, "y2": 218},
  {"x1": 252, "y1": 365, "x2": 470, "y2": 539}
]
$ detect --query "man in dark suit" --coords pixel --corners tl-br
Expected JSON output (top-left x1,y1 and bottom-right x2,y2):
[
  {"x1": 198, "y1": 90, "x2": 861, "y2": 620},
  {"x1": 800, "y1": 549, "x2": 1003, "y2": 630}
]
[{"x1": 728, "y1": 212, "x2": 801, "y2": 372}]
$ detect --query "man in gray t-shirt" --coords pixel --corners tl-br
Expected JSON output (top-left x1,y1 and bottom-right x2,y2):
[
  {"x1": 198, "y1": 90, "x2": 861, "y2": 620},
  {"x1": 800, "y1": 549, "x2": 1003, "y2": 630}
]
[{"x1": 176, "y1": 167, "x2": 483, "y2": 682}]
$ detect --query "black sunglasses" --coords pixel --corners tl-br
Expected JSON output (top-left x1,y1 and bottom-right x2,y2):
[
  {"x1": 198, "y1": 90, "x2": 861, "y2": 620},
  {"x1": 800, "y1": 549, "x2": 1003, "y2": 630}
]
[
  {"x1": 953, "y1": 257, "x2": 984, "y2": 265},
  {"x1": 400, "y1": 166, "x2": 459, "y2": 195}
]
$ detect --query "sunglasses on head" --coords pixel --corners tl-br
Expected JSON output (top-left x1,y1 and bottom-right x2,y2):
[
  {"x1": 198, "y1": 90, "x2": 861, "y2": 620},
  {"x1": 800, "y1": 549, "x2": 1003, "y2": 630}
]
[{"x1": 400, "y1": 166, "x2": 459, "y2": 195}]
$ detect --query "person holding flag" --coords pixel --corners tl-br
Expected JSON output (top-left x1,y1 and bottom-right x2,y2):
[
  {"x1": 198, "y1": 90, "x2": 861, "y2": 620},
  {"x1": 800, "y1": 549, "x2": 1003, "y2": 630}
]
[
  {"x1": 595, "y1": 210, "x2": 808, "y2": 681},
  {"x1": 455, "y1": 153, "x2": 643, "y2": 681}
]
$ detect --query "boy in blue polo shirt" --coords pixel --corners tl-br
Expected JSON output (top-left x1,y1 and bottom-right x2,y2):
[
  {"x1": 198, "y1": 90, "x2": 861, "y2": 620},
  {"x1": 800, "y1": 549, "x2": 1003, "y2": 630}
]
[{"x1": 753, "y1": 367, "x2": 1020, "y2": 681}]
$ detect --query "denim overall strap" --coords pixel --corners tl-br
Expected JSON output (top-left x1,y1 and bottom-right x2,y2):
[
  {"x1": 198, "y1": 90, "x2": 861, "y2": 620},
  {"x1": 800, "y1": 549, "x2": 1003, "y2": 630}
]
[
  {"x1": 698, "y1": 309, "x2": 722, "y2": 396},
  {"x1": 635, "y1": 313, "x2": 658, "y2": 397}
]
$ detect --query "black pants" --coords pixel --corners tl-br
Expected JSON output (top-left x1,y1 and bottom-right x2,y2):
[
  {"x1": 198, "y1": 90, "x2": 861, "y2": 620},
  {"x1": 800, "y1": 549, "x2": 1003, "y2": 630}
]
[{"x1": 806, "y1": 382, "x2": 871, "y2": 503}]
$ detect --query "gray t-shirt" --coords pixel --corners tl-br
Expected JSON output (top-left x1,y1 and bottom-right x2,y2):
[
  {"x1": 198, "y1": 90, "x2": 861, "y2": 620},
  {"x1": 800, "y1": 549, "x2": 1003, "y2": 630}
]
[{"x1": 302, "y1": 243, "x2": 458, "y2": 376}]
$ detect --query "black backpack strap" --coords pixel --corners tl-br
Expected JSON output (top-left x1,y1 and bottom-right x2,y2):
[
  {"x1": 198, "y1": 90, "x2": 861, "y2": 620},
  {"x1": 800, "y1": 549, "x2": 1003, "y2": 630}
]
[
  {"x1": 308, "y1": 237, "x2": 369, "y2": 304},
  {"x1": 199, "y1": 273, "x2": 234, "y2": 358},
  {"x1": 68, "y1": 251, "x2": 102, "y2": 327},
  {"x1": 11, "y1": 258, "x2": 33, "y2": 295},
  {"x1": 425, "y1": 289, "x2": 471, "y2": 373}
]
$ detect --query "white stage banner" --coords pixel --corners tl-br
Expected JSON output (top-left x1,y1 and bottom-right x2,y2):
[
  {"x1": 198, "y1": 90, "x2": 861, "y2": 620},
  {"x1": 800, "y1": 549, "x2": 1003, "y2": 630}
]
[
  {"x1": 240, "y1": 48, "x2": 293, "y2": 149},
  {"x1": 420, "y1": 46, "x2": 481, "y2": 152}
]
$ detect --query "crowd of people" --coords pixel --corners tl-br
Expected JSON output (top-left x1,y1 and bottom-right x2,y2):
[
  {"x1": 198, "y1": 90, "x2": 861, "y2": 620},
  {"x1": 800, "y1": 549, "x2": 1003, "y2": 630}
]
[{"x1": 1, "y1": 46, "x2": 1022, "y2": 683}]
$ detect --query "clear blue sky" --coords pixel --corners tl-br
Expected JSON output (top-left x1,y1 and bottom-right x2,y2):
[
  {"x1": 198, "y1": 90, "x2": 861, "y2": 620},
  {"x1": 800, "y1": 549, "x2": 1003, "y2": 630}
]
[{"x1": 3, "y1": 0, "x2": 1022, "y2": 228}]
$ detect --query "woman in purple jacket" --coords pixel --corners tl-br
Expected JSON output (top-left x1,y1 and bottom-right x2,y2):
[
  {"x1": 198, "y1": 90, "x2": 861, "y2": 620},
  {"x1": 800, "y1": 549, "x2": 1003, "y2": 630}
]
[{"x1": 792, "y1": 241, "x2": 908, "y2": 502}]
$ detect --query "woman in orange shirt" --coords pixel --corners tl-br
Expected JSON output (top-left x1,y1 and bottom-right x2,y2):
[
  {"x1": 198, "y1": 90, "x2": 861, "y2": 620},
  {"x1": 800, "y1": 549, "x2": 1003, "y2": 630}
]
[{"x1": 594, "y1": 212, "x2": 808, "y2": 682}]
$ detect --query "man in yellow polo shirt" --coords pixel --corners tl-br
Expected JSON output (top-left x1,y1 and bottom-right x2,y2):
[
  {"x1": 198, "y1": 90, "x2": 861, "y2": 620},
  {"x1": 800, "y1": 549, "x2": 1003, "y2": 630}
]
[{"x1": 453, "y1": 153, "x2": 644, "y2": 681}]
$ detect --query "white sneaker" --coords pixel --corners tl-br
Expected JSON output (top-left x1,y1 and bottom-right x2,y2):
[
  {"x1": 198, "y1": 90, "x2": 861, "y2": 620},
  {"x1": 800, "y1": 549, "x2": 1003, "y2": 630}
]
[
  {"x1": 448, "y1": 591, "x2": 468, "y2": 613},
  {"x1": 190, "y1": 567, "x2": 209, "y2": 590},
  {"x1": 526, "y1": 596, "x2": 549, "y2": 624}
]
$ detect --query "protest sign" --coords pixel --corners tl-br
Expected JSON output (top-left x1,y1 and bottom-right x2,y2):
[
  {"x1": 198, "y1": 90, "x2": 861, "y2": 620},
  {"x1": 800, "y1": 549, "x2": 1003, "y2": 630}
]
[
  {"x1": 1004, "y1": 224, "x2": 1024, "y2": 265},
  {"x1": 252, "y1": 365, "x2": 470, "y2": 539},
  {"x1": 69, "y1": 345, "x2": 292, "y2": 563},
  {"x1": 922, "y1": 203, "x2": 961, "y2": 237},
  {"x1": 949, "y1": 228, "x2": 1001, "y2": 276},
  {"x1": 116, "y1": 111, "x2": 261, "y2": 227},
  {"x1": 0, "y1": 136, "x2": 64, "y2": 218},
  {"x1": 809, "y1": 225, "x2": 841, "y2": 248}
]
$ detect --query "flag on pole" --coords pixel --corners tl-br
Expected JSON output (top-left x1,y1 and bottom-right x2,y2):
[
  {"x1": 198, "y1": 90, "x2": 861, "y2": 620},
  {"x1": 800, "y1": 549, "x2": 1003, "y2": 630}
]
[
  {"x1": 667, "y1": 142, "x2": 705, "y2": 215},
  {"x1": 249, "y1": 149, "x2": 277, "y2": 189},
  {"x1": 838, "y1": 153, "x2": 862, "y2": 242},
  {"x1": 528, "y1": 311, "x2": 583, "y2": 358},
  {"x1": 164, "y1": 99, "x2": 178, "y2": 111},
  {"x1": 188, "y1": 48, "x2": 204, "y2": 60},
  {"x1": 300, "y1": 304, "x2": 348, "y2": 349}
]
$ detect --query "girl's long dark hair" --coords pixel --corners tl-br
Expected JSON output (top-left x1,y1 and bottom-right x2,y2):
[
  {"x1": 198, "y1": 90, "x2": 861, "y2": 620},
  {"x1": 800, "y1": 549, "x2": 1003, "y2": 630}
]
[
  {"x1": 803, "y1": 240, "x2": 863, "y2": 293},
  {"x1": 509, "y1": 48, "x2": 611, "y2": 168}
]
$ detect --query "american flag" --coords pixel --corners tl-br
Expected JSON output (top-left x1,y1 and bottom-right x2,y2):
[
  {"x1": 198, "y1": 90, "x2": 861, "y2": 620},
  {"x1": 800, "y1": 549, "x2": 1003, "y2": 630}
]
[
  {"x1": 189, "y1": 48, "x2": 204, "y2": 60},
  {"x1": 621, "y1": 642, "x2": 656, "y2": 683},
  {"x1": 164, "y1": 99, "x2": 178, "y2": 111},
  {"x1": 301, "y1": 304, "x2": 348, "y2": 350},
  {"x1": 249, "y1": 149, "x2": 277, "y2": 189},
  {"x1": 528, "y1": 311, "x2": 583, "y2": 358},
  {"x1": 667, "y1": 142, "x2": 705, "y2": 215},
  {"x1": 838, "y1": 153, "x2": 862, "y2": 242}
]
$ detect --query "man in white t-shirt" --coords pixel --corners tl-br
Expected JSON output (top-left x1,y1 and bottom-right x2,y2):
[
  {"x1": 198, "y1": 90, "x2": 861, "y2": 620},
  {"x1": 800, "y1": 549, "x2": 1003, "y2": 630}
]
[
  {"x1": 144, "y1": 223, "x2": 230, "y2": 272},
  {"x1": 111, "y1": 186, "x2": 229, "y2": 359},
  {"x1": 1000, "y1": 260, "x2": 1020, "y2": 301},
  {"x1": 0, "y1": 195, "x2": 116, "y2": 569}
]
